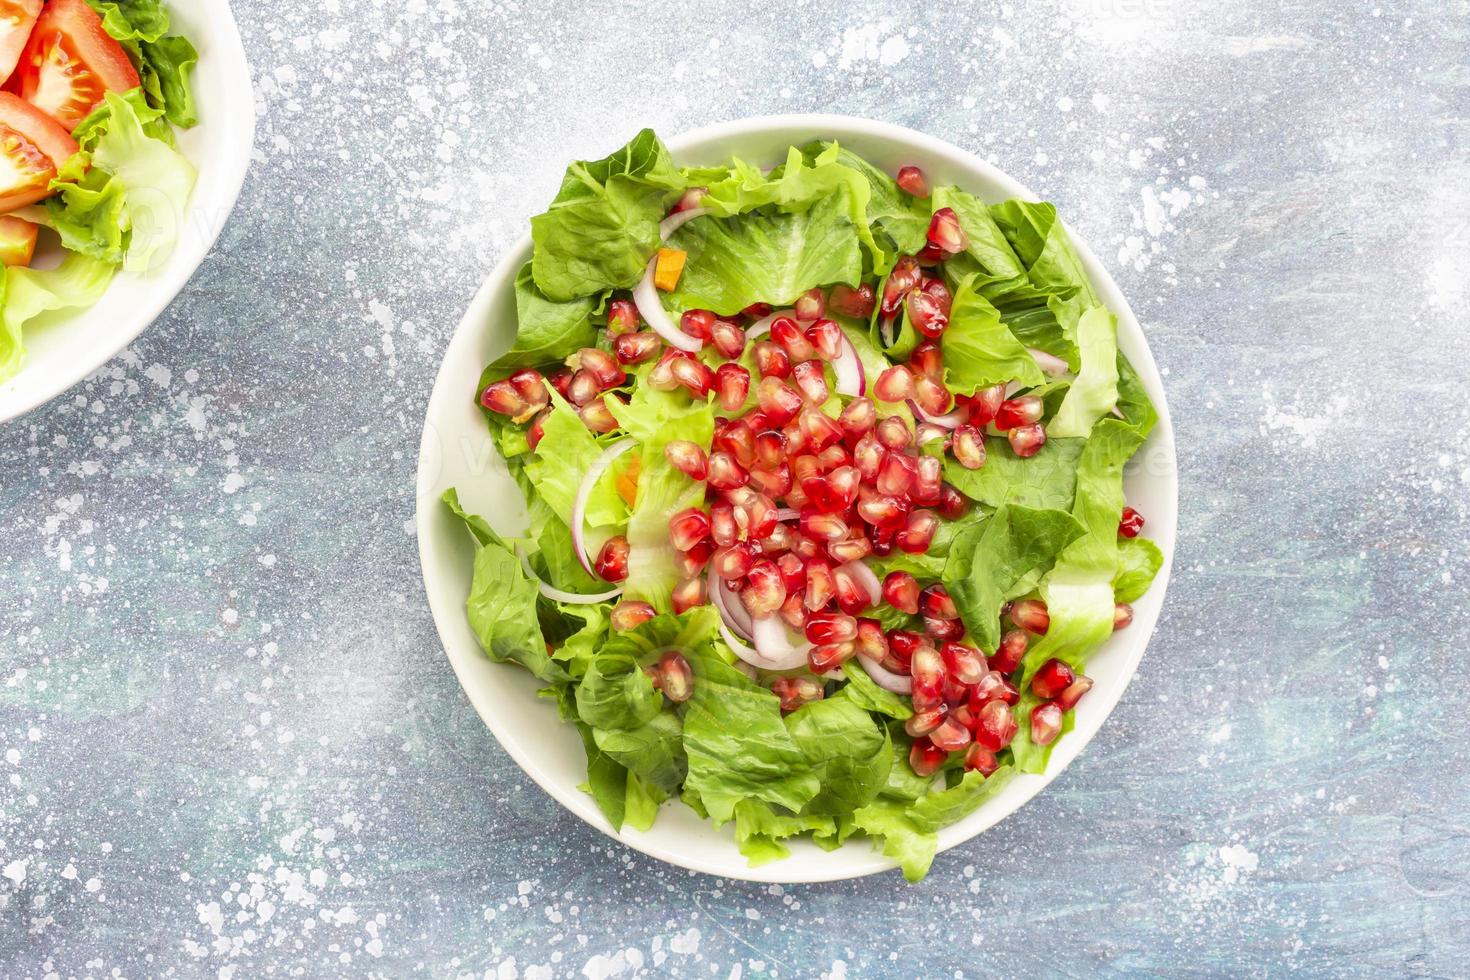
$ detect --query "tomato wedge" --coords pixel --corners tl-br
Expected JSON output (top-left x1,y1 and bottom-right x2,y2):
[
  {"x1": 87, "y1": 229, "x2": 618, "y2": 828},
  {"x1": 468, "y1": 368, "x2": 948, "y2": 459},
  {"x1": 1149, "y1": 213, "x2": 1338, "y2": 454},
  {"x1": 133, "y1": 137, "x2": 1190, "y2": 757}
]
[
  {"x1": 9, "y1": 0, "x2": 139, "y2": 131},
  {"x1": 0, "y1": 91, "x2": 77, "y2": 211},
  {"x1": 0, "y1": 1, "x2": 41, "y2": 83},
  {"x1": 0, "y1": 214, "x2": 37, "y2": 266}
]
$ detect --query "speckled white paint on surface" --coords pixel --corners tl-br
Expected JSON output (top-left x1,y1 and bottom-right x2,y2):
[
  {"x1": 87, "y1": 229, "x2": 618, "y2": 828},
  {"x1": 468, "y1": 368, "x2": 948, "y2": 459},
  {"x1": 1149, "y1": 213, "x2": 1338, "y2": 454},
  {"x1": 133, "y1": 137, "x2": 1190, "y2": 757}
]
[{"x1": 2, "y1": 0, "x2": 1469, "y2": 976}]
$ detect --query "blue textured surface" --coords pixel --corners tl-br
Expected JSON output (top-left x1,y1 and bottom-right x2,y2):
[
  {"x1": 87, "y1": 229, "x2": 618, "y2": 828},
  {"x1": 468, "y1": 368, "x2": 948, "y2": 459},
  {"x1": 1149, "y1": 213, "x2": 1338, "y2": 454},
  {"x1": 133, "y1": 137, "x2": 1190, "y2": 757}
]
[{"x1": 3, "y1": 0, "x2": 1469, "y2": 975}]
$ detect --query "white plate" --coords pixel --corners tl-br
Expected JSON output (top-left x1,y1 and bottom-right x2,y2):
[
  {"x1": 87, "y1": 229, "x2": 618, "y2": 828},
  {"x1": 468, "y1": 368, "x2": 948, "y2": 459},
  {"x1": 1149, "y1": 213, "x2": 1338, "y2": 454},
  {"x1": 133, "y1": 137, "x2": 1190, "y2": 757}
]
[
  {"x1": 416, "y1": 115, "x2": 1178, "y2": 883},
  {"x1": 0, "y1": 0, "x2": 255, "y2": 423}
]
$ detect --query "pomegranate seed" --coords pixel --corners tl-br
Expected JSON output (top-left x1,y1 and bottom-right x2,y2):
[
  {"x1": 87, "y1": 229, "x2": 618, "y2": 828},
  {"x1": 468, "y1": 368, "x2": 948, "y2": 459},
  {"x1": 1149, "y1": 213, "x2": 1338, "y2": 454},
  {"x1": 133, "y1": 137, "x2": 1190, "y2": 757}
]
[
  {"x1": 668, "y1": 507, "x2": 711, "y2": 551},
  {"x1": 792, "y1": 360, "x2": 829, "y2": 403},
  {"x1": 594, "y1": 535, "x2": 630, "y2": 582},
  {"x1": 913, "y1": 455, "x2": 942, "y2": 505},
  {"x1": 857, "y1": 488, "x2": 909, "y2": 528},
  {"x1": 907, "y1": 290, "x2": 949, "y2": 338},
  {"x1": 751, "y1": 430, "x2": 782, "y2": 465},
  {"x1": 803, "y1": 409, "x2": 845, "y2": 451},
  {"x1": 804, "y1": 558, "x2": 836, "y2": 611},
  {"x1": 753, "y1": 341, "x2": 791, "y2": 379},
  {"x1": 875, "y1": 415, "x2": 911, "y2": 451},
  {"x1": 743, "y1": 302, "x2": 773, "y2": 320},
  {"x1": 671, "y1": 576, "x2": 707, "y2": 615},
  {"x1": 1007, "y1": 599, "x2": 1050, "y2": 634},
  {"x1": 778, "y1": 591, "x2": 808, "y2": 631},
  {"x1": 816, "y1": 442, "x2": 852, "y2": 470},
  {"x1": 929, "y1": 716, "x2": 972, "y2": 752},
  {"x1": 1031, "y1": 659, "x2": 1076, "y2": 700},
  {"x1": 832, "y1": 565, "x2": 872, "y2": 616},
  {"x1": 756, "y1": 376, "x2": 803, "y2": 426},
  {"x1": 806, "y1": 319, "x2": 844, "y2": 361},
  {"x1": 883, "y1": 572, "x2": 920, "y2": 616},
  {"x1": 800, "y1": 511, "x2": 848, "y2": 543},
  {"x1": 610, "y1": 600, "x2": 656, "y2": 631},
  {"x1": 742, "y1": 559, "x2": 788, "y2": 617},
  {"x1": 972, "y1": 670, "x2": 1020, "y2": 706},
  {"x1": 671, "y1": 357, "x2": 714, "y2": 398},
  {"x1": 706, "y1": 452, "x2": 748, "y2": 491},
  {"x1": 548, "y1": 369, "x2": 574, "y2": 399},
  {"x1": 966, "y1": 384, "x2": 1006, "y2": 428},
  {"x1": 576, "y1": 348, "x2": 626, "y2": 389},
  {"x1": 974, "y1": 699, "x2": 1018, "y2": 751},
  {"x1": 896, "y1": 509, "x2": 939, "y2": 554},
  {"x1": 709, "y1": 500, "x2": 738, "y2": 547},
  {"x1": 741, "y1": 492, "x2": 780, "y2": 541},
  {"x1": 508, "y1": 368, "x2": 550, "y2": 411},
  {"x1": 838, "y1": 398, "x2": 876, "y2": 438},
  {"x1": 924, "y1": 617, "x2": 964, "y2": 642},
  {"x1": 888, "y1": 630, "x2": 922, "y2": 668},
  {"x1": 647, "y1": 350, "x2": 682, "y2": 390},
  {"x1": 676, "y1": 539, "x2": 713, "y2": 578},
  {"x1": 937, "y1": 483, "x2": 969, "y2": 520},
  {"x1": 905, "y1": 349, "x2": 938, "y2": 389},
  {"x1": 881, "y1": 256, "x2": 923, "y2": 315},
  {"x1": 671, "y1": 187, "x2": 707, "y2": 214},
  {"x1": 481, "y1": 379, "x2": 530, "y2": 418},
  {"x1": 1030, "y1": 703, "x2": 1063, "y2": 746},
  {"x1": 909, "y1": 737, "x2": 947, "y2": 777},
  {"x1": 828, "y1": 534, "x2": 872, "y2": 563},
  {"x1": 963, "y1": 744, "x2": 1000, "y2": 775},
  {"x1": 770, "y1": 316, "x2": 816, "y2": 361},
  {"x1": 656, "y1": 651, "x2": 694, "y2": 702},
  {"x1": 1119, "y1": 506, "x2": 1145, "y2": 538},
  {"x1": 828, "y1": 283, "x2": 876, "y2": 318},
  {"x1": 805, "y1": 610, "x2": 858, "y2": 644},
  {"x1": 995, "y1": 396, "x2": 1044, "y2": 431},
  {"x1": 566, "y1": 371, "x2": 598, "y2": 406},
  {"x1": 920, "y1": 279, "x2": 952, "y2": 316},
  {"x1": 606, "y1": 298, "x2": 639, "y2": 334},
  {"x1": 710, "y1": 319, "x2": 746, "y2": 360},
  {"x1": 793, "y1": 287, "x2": 825, "y2": 321},
  {"x1": 1009, "y1": 423, "x2": 1047, "y2": 457},
  {"x1": 772, "y1": 676, "x2": 824, "y2": 713},
  {"x1": 852, "y1": 434, "x2": 884, "y2": 481},
  {"x1": 895, "y1": 165, "x2": 929, "y2": 197},
  {"x1": 1057, "y1": 675, "x2": 1094, "y2": 711},
  {"x1": 1114, "y1": 603, "x2": 1135, "y2": 630},
  {"x1": 873, "y1": 365, "x2": 916, "y2": 403},
  {"x1": 913, "y1": 375, "x2": 952, "y2": 416},
  {"x1": 854, "y1": 618, "x2": 887, "y2": 662},
  {"x1": 714, "y1": 418, "x2": 756, "y2": 467},
  {"x1": 776, "y1": 552, "x2": 806, "y2": 591},
  {"x1": 926, "y1": 207, "x2": 969, "y2": 255},
  {"x1": 749, "y1": 465, "x2": 791, "y2": 498},
  {"x1": 763, "y1": 521, "x2": 796, "y2": 554},
  {"x1": 952, "y1": 425, "x2": 987, "y2": 470},
  {"x1": 877, "y1": 451, "x2": 918, "y2": 496},
  {"x1": 919, "y1": 584, "x2": 957, "y2": 620},
  {"x1": 613, "y1": 331, "x2": 660, "y2": 365},
  {"x1": 905, "y1": 707, "x2": 947, "y2": 737},
  {"x1": 580, "y1": 397, "x2": 620, "y2": 433},
  {"x1": 870, "y1": 522, "x2": 898, "y2": 557},
  {"x1": 810, "y1": 642, "x2": 855, "y2": 673},
  {"x1": 712, "y1": 542, "x2": 756, "y2": 579},
  {"x1": 910, "y1": 645, "x2": 947, "y2": 711},
  {"x1": 679, "y1": 309, "x2": 716, "y2": 341},
  {"x1": 715, "y1": 363, "x2": 750, "y2": 412},
  {"x1": 992, "y1": 630, "x2": 1029, "y2": 674},
  {"x1": 815, "y1": 466, "x2": 861, "y2": 514}
]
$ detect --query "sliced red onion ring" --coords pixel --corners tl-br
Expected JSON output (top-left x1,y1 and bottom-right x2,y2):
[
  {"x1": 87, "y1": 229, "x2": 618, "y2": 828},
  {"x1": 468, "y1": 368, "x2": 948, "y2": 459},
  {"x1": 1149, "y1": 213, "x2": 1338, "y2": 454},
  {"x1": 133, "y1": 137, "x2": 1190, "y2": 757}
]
[
  {"x1": 879, "y1": 315, "x2": 897, "y2": 348},
  {"x1": 744, "y1": 309, "x2": 797, "y2": 341},
  {"x1": 1004, "y1": 380, "x2": 1025, "y2": 399},
  {"x1": 1027, "y1": 347, "x2": 1072, "y2": 377},
  {"x1": 840, "y1": 560, "x2": 882, "y2": 606},
  {"x1": 708, "y1": 565, "x2": 753, "y2": 641},
  {"x1": 750, "y1": 616, "x2": 812, "y2": 671},
  {"x1": 516, "y1": 547, "x2": 624, "y2": 604},
  {"x1": 719, "y1": 617, "x2": 768, "y2": 669},
  {"x1": 832, "y1": 334, "x2": 866, "y2": 397},
  {"x1": 907, "y1": 398, "x2": 963, "y2": 430},
  {"x1": 859, "y1": 655, "x2": 913, "y2": 695},
  {"x1": 571, "y1": 438, "x2": 635, "y2": 575},
  {"x1": 634, "y1": 258, "x2": 703, "y2": 353},
  {"x1": 659, "y1": 206, "x2": 709, "y2": 242}
]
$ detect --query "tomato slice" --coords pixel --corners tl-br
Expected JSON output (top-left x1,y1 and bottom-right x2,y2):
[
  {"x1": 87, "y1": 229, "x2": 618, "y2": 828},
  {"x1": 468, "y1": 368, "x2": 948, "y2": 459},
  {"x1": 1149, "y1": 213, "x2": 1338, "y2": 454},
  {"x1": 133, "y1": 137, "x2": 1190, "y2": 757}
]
[
  {"x1": 9, "y1": 0, "x2": 139, "y2": 131},
  {"x1": 0, "y1": 1, "x2": 41, "y2": 83},
  {"x1": 0, "y1": 213, "x2": 37, "y2": 265},
  {"x1": 0, "y1": 90, "x2": 77, "y2": 211}
]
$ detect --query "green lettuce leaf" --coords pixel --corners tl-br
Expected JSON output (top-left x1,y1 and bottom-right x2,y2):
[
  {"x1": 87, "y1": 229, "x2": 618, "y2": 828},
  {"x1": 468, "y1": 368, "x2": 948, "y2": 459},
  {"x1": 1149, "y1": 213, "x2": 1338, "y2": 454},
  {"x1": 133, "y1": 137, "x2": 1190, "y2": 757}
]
[
  {"x1": 940, "y1": 280, "x2": 1046, "y2": 395},
  {"x1": 463, "y1": 525, "x2": 564, "y2": 685},
  {"x1": 575, "y1": 720, "x2": 632, "y2": 831},
  {"x1": 732, "y1": 800, "x2": 838, "y2": 866},
  {"x1": 838, "y1": 662, "x2": 914, "y2": 720},
  {"x1": 483, "y1": 263, "x2": 600, "y2": 374},
  {"x1": 575, "y1": 651, "x2": 663, "y2": 732},
  {"x1": 944, "y1": 435, "x2": 1086, "y2": 510},
  {"x1": 86, "y1": 1, "x2": 198, "y2": 127},
  {"x1": 522, "y1": 390, "x2": 629, "y2": 530},
  {"x1": 989, "y1": 200, "x2": 1099, "y2": 348},
  {"x1": 1049, "y1": 307, "x2": 1119, "y2": 438},
  {"x1": 1114, "y1": 536, "x2": 1163, "y2": 604},
  {"x1": 530, "y1": 129, "x2": 685, "y2": 301},
  {"x1": 784, "y1": 691, "x2": 893, "y2": 816},
  {"x1": 800, "y1": 141, "x2": 929, "y2": 259},
  {"x1": 1115, "y1": 352, "x2": 1159, "y2": 438},
  {"x1": 0, "y1": 254, "x2": 118, "y2": 383},
  {"x1": 851, "y1": 767, "x2": 1016, "y2": 881},
  {"x1": 931, "y1": 186, "x2": 1028, "y2": 296},
  {"x1": 594, "y1": 712, "x2": 686, "y2": 802}
]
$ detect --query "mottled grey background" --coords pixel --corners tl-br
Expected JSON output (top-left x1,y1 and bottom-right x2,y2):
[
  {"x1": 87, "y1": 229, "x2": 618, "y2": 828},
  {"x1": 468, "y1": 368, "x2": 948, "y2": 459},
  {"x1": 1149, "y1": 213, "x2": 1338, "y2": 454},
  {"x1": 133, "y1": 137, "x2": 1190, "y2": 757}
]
[{"x1": 2, "y1": 0, "x2": 1468, "y2": 976}]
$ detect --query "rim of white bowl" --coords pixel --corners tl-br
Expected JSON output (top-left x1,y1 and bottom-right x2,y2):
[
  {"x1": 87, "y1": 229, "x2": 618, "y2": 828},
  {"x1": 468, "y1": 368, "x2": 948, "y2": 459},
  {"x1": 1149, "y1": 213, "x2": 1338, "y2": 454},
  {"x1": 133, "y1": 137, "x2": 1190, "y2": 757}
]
[{"x1": 416, "y1": 114, "x2": 1178, "y2": 883}]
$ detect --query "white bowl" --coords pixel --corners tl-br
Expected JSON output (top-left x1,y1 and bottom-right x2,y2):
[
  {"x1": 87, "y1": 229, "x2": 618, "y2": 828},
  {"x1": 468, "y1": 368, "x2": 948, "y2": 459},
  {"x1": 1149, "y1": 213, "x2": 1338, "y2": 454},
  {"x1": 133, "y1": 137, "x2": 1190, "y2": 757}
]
[
  {"x1": 0, "y1": 0, "x2": 255, "y2": 423},
  {"x1": 416, "y1": 115, "x2": 1178, "y2": 883}
]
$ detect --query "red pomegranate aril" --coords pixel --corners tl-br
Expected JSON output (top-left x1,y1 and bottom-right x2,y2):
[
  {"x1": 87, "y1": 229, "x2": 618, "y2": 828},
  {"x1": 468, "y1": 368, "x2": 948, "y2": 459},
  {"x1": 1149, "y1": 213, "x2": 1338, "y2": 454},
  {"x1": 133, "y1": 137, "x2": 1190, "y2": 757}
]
[
  {"x1": 909, "y1": 341, "x2": 944, "y2": 381},
  {"x1": 995, "y1": 395, "x2": 1044, "y2": 431},
  {"x1": 895, "y1": 165, "x2": 929, "y2": 197},
  {"x1": 929, "y1": 716, "x2": 972, "y2": 752},
  {"x1": 814, "y1": 466, "x2": 861, "y2": 514},
  {"x1": 1031, "y1": 658, "x2": 1076, "y2": 700},
  {"x1": 526, "y1": 410, "x2": 549, "y2": 450},
  {"x1": 964, "y1": 744, "x2": 1000, "y2": 775},
  {"x1": 782, "y1": 419, "x2": 811, "y2": 459},
  {"x1": 801, "y1": 408, "x2": 844, "y2": 452},
  {"x1": 926, "y1": 207, "x2": 969, "y2": 255},
  {"x1": 1119, "y1": 506, "x2": 1145, "y2": 538},
  {"x1": 909, "y1": 737, "x2": 948, "y2": 777},
  {"x1": 671, "y1": 357, "x2": 715, "y2": 398},
  {"x1": 610, "y1": 600, "x2": 656, "y2": 632},
  {"x1": 915, "y1": 420, "x2": 950, "y2": 452},
  {"x1": 967, "y1": 383, "x2": 1006, "y2": 428},
  {"x1": 753, "y1": 430, "x2": 785, "y2": 468},
  {"x1": 770, "y1": 316, "x2": 816, "y2": 361},
  {"x1": 709, "y1": 319, "x2": 746, "y2": 360},
  {"x1": 1007, "y1": 599, "x2": 1050, "y2": 634},
  {"x1": 776, "y1": 552, "x2": 806, "y2": 591},
  {"x1": 992, "y1": 629, "x2": 1029, "y2": 674},
  {"x1": 508, "y1": 368, "x2": 550, "y2": 411},
  {"x1": 715, "y1": 363, "x2": 751, "y2": 412},
  {"x1": 712, "y1": 542, "x2": 756, "y2": 580},
  {"x1": 905, "y1": 707, "x2": 947, "y2": 737},
  {"x1": 743, "y1": 302, "x2": 773, "y2": 320},
  {"x1": 567, "y1": 369, "x2": 600, "y2": 407},
  {"x1": 668, "y1": 507, "x2": 711, "y2": 551},
  {"x1": 805, "y1": 610, "x2": 858, "y2": 644},
  {"x1": 907, "y1": 290, "x2": 949, "y2": 339},
  {"x1": 709, "y1": 500, "x2": 738, "y2": 547},
  {"x1": 1056, "y1": 675, "x2": 1094, "y2": 711},
  {"x1": 918, "y1": 584, "x2": 956, "y2": 621},
  {"x1": 949, "y1": 703, "x2": 976, "y2": 731},
  {"x1": 952, "y1": 425, "x2": 987, "y2": 470},
  {"x1": 856, "y1": 489, "x2": 908, "y2": 527},
  {"x1": 924, "y1": 617, "x2": 965, "y2": 642},
  {"x1": 613, "y1": 331, "x2": 661, "y2": 365},
  {"x1": 580, "y1": 398, "x2": 620, "y2": 434},
  {"x1": 881, "y1": 572, "x2": 920, "y2": 615},
  {"x1": 804, "y1": 558, "x2": 836, "y2": 610},
  {"x1": 1114, "y1": 603, "x2": 1134, "y2": 630},
  {"x1": 1031, "y1": 703, "x2": 1063, "y2": 746},
  {"x1": 792, "y1": 360, "x2": 829, "y2": 403},
  {"x1": 793, "y1": 287, "x2": 826, "y2": 321},
  {"x1": 881, "y1": 256, "x2": 923, "y2": 315},
  {"x1": 897, "y1": 509, "x2": 939, "y2": 554},
  {"x1": 753, "y1": 341, "x2": 791, "y2": 379},
  {"x1": 853, "y1": 433, "x2": 885, "y2": 481},
  {"x1": 671, "y1": 576, "x2": 707, "y2": 615},
  {"x1": 937, "y1": 483, "x2": 970, "y2": 521},
  {"x1": 548, "y1": 369, "x2": 574, "y2": 399},
  {"x1": 854, "y1": 618, "x2": 887, "y2": 662},
  {"x1": 756, "y1": 376, "x2": 803, "y2": 425},
  {"x1": 806, "y1": 319, "x2": 844, "y2": 361},
  {"x1": 647, "y1": 350, "x2": 681, "y2": 391},
  {"x1": 810, "y1": 642, "x2": 855, "y2": 673},
  {"x1": 815, "y1": 442, "x2": 851, "y2": 473},
  {"x1": 706, "y1": 452, "x2": 749, "y2": 491},
  {"x1": 888, "y1": 630, "x2": 923, "y2": 667},
  {"x1": 828, "y1": 282, "x2": 876, "y2": 318},
  {"x1": 577, "y1": 348, "x2": 627, "y2": 389},
  {"x1": 877, "y1": 451, "x2": 918, "y2": 497},
  {"x1": 742, "y1": 492, "x2": 780, "y2": 541},
  {"x1": 594, "y1": 535, "x2": 630, "y2": 582},
  {"x1": 838, "y1": 397, "x2": 876, "y2": 438},
  {"x1": 1009, "y1": 422, "x2": 1047, "y2": 457},
  {"x1": 742, "y1": 559, "x2": 788, "y2": 617},
  {"x1": 772, "y1": 676, "x2": 824, "y2": 713},
  {"x1": 676, "y1": 539, "x2": 713, "y2": 578},
  {"x1": 914, "y1": 375, "x2": 952, "y2": 415},
  {"x1": 832, "y1": 565, "x2": 872, "y2": 616},
  {"x1": 778, "y1": 591, "x2": 808, "y2": 631},
  {"x1": 871, "y1": 521, "x2": 898, "y2": 557},
  {"x1": 915, "y1": 243, "x2": 945, "y2": 267},
  {"x1": 763, "y1": 521, "x2": 796, "y2": 555},
  {"x1": 749, "y1": 464, "x2": 793, "y2": 498},
  {"x1": 679, "y1": 309, "x2": 716, "y2": 342},
  {"x1": 971, "y1": 670, "x2": 1020, "y2": 706},
  {"x1": 875, "y1": 415, "x2": 911, "y2": 451},
  {"x1": 800, "y1": 511, "x2": 848, "y2": 543},
  {"x1": 828, "y1": 534, "x2": 872, "y2": 563},
  {"x1": 873, "y1": 364, "x2": 916, "y2": 403},
  {"x1": 653, "y1": 651, "x2": 694, "y2": 702},
  {"x1": 914, "y1": 455, "x2": 942, "y2": 505},
  {"x1": 606, "y1": 298, "x2": 639, "y2": 335},
  {"x1": 920, "y1": 278, "x2": 952, "y2": 316},
  {"x1": 910, "y1": 645, "x2": 947, "y2": 711},
  {"x1": 714, "y1": 418, "x2": 757, "y2": 467},
  {"x1": 974, "y1": 699, "x2": 1019, "y2": 751}
]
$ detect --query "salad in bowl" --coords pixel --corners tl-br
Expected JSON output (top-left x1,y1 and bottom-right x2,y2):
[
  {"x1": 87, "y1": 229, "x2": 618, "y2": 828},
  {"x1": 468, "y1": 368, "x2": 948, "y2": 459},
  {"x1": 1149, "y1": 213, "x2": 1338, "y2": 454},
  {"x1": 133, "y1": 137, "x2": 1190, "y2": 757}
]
[{"x1": 437, "y1": 126, "x2": 1167, "y2": 881}]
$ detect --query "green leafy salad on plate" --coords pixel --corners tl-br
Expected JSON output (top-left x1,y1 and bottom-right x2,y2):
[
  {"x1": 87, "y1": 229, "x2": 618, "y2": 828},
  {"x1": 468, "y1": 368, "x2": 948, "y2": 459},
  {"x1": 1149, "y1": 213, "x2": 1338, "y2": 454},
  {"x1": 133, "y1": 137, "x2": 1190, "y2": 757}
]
[{"x1": 445, "y1": 129, "x2": 1163, "y2": 881}]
